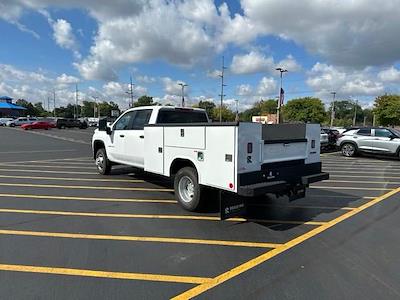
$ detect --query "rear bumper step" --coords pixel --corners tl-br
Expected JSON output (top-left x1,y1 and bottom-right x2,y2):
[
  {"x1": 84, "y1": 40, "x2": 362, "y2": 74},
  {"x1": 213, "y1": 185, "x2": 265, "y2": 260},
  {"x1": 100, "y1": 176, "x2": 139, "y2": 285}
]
[{"x1": 237, "y1": 172, "x2": 329, "y2": 197}]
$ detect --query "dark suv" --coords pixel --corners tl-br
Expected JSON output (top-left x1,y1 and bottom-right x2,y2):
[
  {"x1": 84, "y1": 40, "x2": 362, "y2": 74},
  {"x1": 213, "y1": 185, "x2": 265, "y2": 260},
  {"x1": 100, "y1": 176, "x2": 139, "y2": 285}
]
[{"x1": 56, "y1": 118, "x2": 88, "y2": 129}]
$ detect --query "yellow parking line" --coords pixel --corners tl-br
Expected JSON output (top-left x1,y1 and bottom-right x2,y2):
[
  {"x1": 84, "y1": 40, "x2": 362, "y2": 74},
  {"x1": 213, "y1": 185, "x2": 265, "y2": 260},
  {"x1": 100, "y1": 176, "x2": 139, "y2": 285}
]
[
  {"x1": 172, "y1": 187, "x2": 400, "y2": 299},
  {"x1": 0, "y1": 193, "x2": 176, "y2": 204},
  {"x1": 0, "y1": 263, "x2": 210, "y2": 284},
  {"x1": 308, "y1": 194, "x2": 375, "y2": 200},
  {"x1": 327, "y1": 179, "x2": 400, "y2": 185},
  {"x1": 0, "y1": 168, "x2": 98, "y2": 175},
  {"x1": 0, "y1": 164, "x2": 94, "y2": 170},
  {"x1": 330, "y1": 174, "x2": 400, "y2": 180},
  {"x1": 0, "y1": 183, "x2": 173, "y2": 192},
  {"x1": 250, "y1": 203, "x2": 355, "y2": 211},
  {"x1": 326, "y1": 170, "x2": 400, "y2": 175},
  {"x1": 0, "y1": 208, "x2": 324, "y2": 225},
  {"x1": 0, "y1": 174, "x2": 145, "y2": 183},
  {"x1": 0, "y1": 229, "x2": 281, "y2": 248},
  {"x1": 310, "y1": 185, "x2": 391, "y2": 191}
]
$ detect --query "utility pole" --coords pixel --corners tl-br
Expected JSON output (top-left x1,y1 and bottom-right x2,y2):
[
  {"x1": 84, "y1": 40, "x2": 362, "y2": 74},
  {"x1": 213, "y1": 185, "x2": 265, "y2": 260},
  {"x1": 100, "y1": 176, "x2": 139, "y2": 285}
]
[
  {"x1": 126, "y1": 75, "x2": 135, "y2": 108},
  {"x1": 235, "y1": 99, "x2": 239, "y2": 122},
  {"x1": 275, "y1": 67, "x2": 288, "y2": 124},
  {"x1": 53, "y1": 90, "x2": 56, "y2": 117},
  {"x1": 353, "y1": 99, "x2": 358, "y2": 126},
  {"x1": 47, "y1": 96, "x2": 50, "y2": 112},
  {"x1": 178, "y1": 83, "x2": 188, "y2": 107},
  {"x1": 75, "y1": 84, "x2": 79, "y2": 119},
  {"x1": 219, "y1": 56, "x2": 227, "y2": 122},
  {"x1": 330, "y1": 91, "x2": 336, "y2": 127},
  {"x1": 92, "y1": 96, "x2": 99, "y2": 118}
]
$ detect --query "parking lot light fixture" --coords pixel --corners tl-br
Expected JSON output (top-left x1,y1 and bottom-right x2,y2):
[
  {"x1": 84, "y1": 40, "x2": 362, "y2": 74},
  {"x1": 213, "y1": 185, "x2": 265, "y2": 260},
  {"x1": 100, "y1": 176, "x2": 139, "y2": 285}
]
[{"x1": 275, "y1": 68, "x2": 288, "y2": 124}]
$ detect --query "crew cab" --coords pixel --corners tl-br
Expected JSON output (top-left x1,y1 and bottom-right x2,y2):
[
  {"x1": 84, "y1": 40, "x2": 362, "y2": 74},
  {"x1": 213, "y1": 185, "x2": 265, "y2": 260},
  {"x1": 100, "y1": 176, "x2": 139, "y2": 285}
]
[{"x1": 92, "y1": 106, "x2": 328, "y2": 215}]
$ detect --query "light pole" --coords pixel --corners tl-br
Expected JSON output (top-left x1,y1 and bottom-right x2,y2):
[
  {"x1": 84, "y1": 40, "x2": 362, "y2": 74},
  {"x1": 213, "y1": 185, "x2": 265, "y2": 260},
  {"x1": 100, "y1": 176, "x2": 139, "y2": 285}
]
[
  {"x1": 276, "y1": 67, "x2": 288, "y2": 124},
  {"x1": 353, "y1": 99, "x2": 358, "y2": 126},
  {"x1": 92, "y1": 96, "x2": 98, "y2": 118},
  {"x1": 178, "y1": 83, "x2": 188, "y2": 107},
  {"x1": 330, "y1": 91, "x2": 336, "y2": 127}
]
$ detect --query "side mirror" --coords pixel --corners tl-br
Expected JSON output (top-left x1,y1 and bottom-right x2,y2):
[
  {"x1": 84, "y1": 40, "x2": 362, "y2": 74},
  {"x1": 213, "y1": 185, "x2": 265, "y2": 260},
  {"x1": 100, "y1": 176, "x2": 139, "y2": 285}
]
[
  {"x1": 390, "y1": 134, "x2": 397, "y2": 140},
  {"x1": 98, "y1": 118, "x2": 107, "y2": 131},
  {"x1": 106, "y1": 126, "x2": 112, "y2": 135}
]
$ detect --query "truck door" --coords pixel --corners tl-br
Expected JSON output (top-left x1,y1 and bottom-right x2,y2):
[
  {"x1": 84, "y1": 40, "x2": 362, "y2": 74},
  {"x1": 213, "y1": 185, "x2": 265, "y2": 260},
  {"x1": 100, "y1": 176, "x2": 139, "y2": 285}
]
[
  {"x1": 124, "y1": 109, "x2": 152, "y2": 167},
  {"x1": 107, "y1": 111, "x2": 136, "y2": 162}
]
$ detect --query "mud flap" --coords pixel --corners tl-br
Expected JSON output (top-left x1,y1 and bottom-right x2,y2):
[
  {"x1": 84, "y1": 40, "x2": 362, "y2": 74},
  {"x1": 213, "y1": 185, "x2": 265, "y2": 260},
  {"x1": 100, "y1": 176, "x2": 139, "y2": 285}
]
[{"x1": 219, "y1": 191, "x2": 247, "y2": 220}]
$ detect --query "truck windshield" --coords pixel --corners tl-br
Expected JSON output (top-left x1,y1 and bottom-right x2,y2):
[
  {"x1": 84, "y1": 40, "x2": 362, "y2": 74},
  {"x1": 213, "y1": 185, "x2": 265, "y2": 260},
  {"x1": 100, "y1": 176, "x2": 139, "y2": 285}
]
[{"x1": 157, "y1": 109, "x2": 208, "y2": 123}]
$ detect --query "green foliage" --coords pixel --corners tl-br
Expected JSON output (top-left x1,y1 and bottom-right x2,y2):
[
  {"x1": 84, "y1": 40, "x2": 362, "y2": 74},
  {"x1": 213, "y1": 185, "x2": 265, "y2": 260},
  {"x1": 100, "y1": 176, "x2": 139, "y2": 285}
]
[
  {"x1": 98, "y1": 101, "x2": 119, "y2": 117},
  {"x1": 54, "y1": 104, "x2": 76, "y2": 118},
  {"x1": 283, "y1": 97, "x2": 326, "y2": 123},
  {"x1": 197, "y1": 100, "x2": 216, "y2": 118},
  {"x1": 240, "y1": 99, "x2": 277, "y2": 121},
  {"x1": 16, "y1": 99, "x2": 49, "y2": 117},
  {"x1": 211, "y1": 105, "x2": 236, "y2": 122},
  {"x1": 329, "y1": 100, "x2": 364, "y2": 126},
  {"x1": 133, "y1": 95, "x2": 155, "y2": 107},
  {"x1": 81, "y1": 101, "x2": 96, "y2": 117},
  {"x1": 374, "y1": 94, "x2": 400, "y2": 126}
]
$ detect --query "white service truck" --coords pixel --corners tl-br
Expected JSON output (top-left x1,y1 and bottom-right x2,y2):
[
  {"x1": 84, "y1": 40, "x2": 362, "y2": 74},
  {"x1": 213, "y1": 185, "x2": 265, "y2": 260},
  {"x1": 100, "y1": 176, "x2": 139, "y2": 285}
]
[{"x1": 92, "y1": 106, "x2": 328, "y2": 217}]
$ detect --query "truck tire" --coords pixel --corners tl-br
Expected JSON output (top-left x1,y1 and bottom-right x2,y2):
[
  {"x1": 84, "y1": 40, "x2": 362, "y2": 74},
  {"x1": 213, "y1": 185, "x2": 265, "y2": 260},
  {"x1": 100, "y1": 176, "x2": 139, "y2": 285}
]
[
  {"x1": 174, "y1": 167, "x2": 201, "y2": 211},
  {"x1": 341, "y1": 143, "x2": 356, "y2": 157},
  {"x1": 95, "y1": 148, "x2": 112, "y2": 175}
]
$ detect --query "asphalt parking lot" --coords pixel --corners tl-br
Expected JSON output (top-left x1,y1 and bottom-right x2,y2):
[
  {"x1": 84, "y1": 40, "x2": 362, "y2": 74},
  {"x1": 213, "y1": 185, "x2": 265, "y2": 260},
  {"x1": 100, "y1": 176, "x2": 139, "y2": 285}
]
[{"x1": 0, "y1": 126, "x2": 400, "y2": 300}]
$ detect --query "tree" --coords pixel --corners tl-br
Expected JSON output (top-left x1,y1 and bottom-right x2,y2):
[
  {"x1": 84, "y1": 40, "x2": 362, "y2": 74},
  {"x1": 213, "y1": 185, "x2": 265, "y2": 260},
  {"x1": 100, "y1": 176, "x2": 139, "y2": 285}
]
[
  {"x1": 33, "y1": 102, "x2": 49, "y2": 117},
  {"x1": 98, "y1": 101, "x2": 119, "y2": 117},
  {"x1": 330, "y1": 100, "x2": 364, "y2": 126},
  {"x1": 283, "y1": 97, "x2": 326, "y2": 123},
  {"x1": 133, "y1": 95, "x2": 155, "y2": 107},
  {"x1": 373, "y1": 94, "x2": 400, "y2": 126},
  {"x1": 55, "y1": 104, "x2": 76, "y2": 118},
  {"x1": 16, "y1": 99, "x2": 36, "y2": 116},
  {"x1": 197, "y1": 100, "x2": 216, "y2": 117},
  {"x1": 211, "y1": 105, "x2": 236, "y2": 122},
  {"x1": 81, "y1": 101, "x2": 96, "y2": 117},
  {"x1": 240, "y1": 99, "x2": 277, "y2": 121}
]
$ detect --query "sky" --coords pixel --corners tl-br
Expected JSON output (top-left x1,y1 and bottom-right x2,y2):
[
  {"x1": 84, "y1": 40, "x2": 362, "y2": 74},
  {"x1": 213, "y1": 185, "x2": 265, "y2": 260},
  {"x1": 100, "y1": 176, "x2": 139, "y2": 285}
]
[{"x1": 0, "y1": 0, "x2": 400, "y2": 111}]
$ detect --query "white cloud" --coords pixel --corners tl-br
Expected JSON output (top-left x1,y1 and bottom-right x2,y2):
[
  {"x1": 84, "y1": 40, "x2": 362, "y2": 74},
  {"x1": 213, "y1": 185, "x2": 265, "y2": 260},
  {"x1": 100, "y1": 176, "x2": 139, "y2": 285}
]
[
  {"x1": 306, "y1": 62, "x2": 385, "y2": 97},
  {"x1": 231, "y1": 51, "x2": 274, "y2": 75},
  {"x1": 236, "y1": 84, "x2": 253, "y2": 96},
  {"x1": 52, "y1": 19, "x2": 80, "y2": 58},
  {"x1": 240, "y1": 0, "x2": 400, "y2": 67},
  {"x1": 378, "y1": 66, "x2": 400, "y2": 82},
  {"x1": 206, "y1": 69, "x2": 221, "y2": 78},
  {"x1": 161, "y1": 77, "x2": 189, "y2": 96},
  {"x1": 56, "y1": 73, "x2": 80, "y2": 84},
  {"x1": 277, "y1": 55, "x2": 301, "y2": 72},
  {"x1": 256, "y1": 77, "x2": 277, "y2": 96},
  {"x1": 135, "y1": 75, "x2": 156, "y2": 84}
]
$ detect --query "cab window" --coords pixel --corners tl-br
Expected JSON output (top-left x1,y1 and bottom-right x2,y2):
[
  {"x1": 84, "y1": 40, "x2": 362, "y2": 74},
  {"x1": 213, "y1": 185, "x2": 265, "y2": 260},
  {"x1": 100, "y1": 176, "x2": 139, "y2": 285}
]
[
  {"x1": 130, "y1": 109, "x2": 152, "y2": 130},
  {"x1": 356, "y1": 128, "x2": 371, "y2": 136},
  {"x1": 114, "y1": 111, "x2": 136, "y2": 130},
  {"x1": 374, "y1": 128, "x2": 392, "y2": 138}
]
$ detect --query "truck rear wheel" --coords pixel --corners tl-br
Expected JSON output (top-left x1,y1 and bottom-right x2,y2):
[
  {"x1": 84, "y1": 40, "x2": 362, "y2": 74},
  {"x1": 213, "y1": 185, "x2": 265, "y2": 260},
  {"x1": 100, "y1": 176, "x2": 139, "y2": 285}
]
[
  {"x1": 95, "y1": 148, "x2": 111, "y2": 175},
  {"x1": 174, "y1": 167, "x2": 201, "y2": 211}
]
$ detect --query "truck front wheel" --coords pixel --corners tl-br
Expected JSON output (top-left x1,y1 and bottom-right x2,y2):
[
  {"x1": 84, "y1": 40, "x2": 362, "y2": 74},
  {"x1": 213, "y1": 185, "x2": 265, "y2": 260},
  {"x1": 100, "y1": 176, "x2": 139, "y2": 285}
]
[
  {"x1": 174, "y1": 167, "x2": 201, "y2": 211},
  {"x1": 95, "y1": 148, "x2": 112, "y2": 175}
]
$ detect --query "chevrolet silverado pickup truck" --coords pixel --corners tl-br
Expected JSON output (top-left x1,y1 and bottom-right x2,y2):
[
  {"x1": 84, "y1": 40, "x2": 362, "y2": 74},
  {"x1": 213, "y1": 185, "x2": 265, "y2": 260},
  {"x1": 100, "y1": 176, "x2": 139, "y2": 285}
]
[{"x1": 92, "y1": 106, "x2": 328, "y2": 214}]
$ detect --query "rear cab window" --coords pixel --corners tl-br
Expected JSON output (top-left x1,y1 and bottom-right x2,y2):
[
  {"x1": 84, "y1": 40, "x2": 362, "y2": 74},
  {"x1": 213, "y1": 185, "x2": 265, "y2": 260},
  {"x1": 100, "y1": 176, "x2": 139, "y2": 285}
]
[{"x1": 156, "y1": 109, "x2": 208, "y2": 124}]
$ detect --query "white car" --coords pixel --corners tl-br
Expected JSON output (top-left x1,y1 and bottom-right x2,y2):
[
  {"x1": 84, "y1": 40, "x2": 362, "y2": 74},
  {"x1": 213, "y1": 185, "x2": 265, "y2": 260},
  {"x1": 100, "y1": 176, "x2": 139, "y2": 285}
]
[
  {"x1": 0, "y1": 117, "x2": 14, "y2": 126},
  {"x1": 320, "y1": 130, "x2": 329, "y2": 148},
  {"x1": 6, "y1": 117, "x2": 38, "y2": 127}
]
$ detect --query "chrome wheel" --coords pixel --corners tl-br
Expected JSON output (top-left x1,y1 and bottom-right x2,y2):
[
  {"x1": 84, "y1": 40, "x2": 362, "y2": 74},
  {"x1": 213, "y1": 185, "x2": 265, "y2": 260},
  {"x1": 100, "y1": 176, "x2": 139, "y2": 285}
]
[
  {"x1": 96, "y1": 153, "x2": 104, "y2": 171},
  {"x1": 178, "y1": 176, "x2": 195, "y2": 203},
  {"x1": 342, "y1": 143, "x2": 355, "y2": 157}
]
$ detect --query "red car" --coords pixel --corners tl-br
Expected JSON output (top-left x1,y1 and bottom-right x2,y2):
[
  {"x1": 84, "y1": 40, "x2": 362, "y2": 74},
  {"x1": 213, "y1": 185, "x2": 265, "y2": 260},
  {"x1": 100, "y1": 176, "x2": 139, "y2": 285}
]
[{"x1": 21, "y1": 121, "x2": 52, "y2": 130}]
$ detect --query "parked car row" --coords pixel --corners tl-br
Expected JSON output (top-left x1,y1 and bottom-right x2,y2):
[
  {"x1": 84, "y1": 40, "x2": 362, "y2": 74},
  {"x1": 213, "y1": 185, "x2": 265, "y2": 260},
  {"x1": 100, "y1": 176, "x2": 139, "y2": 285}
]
[{"x1": 0, "y1": 117, "x2": 88, "y2": 129}]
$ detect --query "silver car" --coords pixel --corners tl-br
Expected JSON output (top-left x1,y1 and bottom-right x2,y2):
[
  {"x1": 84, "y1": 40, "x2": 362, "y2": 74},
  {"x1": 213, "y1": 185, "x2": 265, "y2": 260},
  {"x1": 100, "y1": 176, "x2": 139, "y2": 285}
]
[{"x1": 337, "y1": 127, "x2": 400, "y2": 157}]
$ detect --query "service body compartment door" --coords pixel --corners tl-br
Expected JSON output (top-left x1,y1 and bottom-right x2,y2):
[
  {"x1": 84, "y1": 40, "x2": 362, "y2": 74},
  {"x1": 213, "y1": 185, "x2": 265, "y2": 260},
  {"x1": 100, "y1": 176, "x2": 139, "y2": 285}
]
[
  {"x1": 144, "y1": 127, "x2": 164, "y2": 175},
  {"x1": 164, "y1": 127, "x2": 205, "y2": 149}
]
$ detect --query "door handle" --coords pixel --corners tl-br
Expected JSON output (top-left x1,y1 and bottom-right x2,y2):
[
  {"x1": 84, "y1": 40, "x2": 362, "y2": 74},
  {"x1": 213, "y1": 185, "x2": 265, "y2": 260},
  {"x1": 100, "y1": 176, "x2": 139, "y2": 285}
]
[
  {"x1": 119, "y1": 134, "x2": 125, "y2": 138},
  {"x1": 139, "y1": 135, "x2": 144, "y2": 139}
]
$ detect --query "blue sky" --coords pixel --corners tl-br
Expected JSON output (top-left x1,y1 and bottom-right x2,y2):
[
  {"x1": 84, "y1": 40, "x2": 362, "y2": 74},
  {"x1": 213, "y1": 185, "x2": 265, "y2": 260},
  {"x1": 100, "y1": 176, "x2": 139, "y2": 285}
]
[{"x1": 1, "y1": 0, "x2": 399, "y2": 110}]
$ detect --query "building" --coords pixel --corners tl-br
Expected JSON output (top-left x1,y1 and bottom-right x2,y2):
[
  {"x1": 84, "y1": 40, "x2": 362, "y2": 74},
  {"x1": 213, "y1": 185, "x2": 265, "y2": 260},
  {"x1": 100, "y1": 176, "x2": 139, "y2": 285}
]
[
  {"x1": 0, "y1": 96, "x2": 27, "y2": 117},
  {"x1": 252, "y1": 114, "x2": 277, "y2": 124}
]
